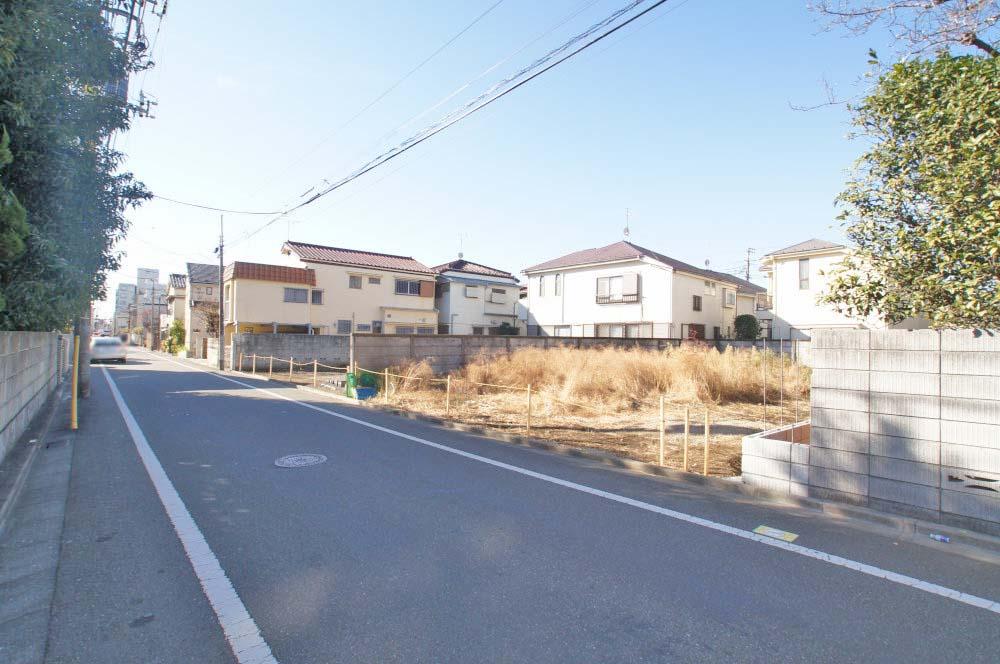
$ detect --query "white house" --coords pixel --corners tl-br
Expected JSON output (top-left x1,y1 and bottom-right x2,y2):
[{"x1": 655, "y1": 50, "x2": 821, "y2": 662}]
[
  {"x1": 757, "y1": 238, "x2": 928, "y2": 339},
  {"x1": 522, "y1": 240, "x2": 756, "y2": 339},
  {"x1": 432, "y1": 256, "x2": 520, "y2": 334}
]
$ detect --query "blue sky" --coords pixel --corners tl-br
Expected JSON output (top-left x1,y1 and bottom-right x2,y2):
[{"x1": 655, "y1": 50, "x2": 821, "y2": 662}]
[{"x1": 100, "y1": 0, "x2": 898, "y2": 317}]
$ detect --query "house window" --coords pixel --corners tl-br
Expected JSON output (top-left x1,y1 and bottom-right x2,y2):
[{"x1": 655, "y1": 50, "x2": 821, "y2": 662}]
[
  {"x1": 395, "y1": 279, "x2": 421, "y2": 295},
  {"x1": 692, "y1": 295, "x2": 702, "y2": 311},
  {"x1": 395, "y1": 325, "x2": 415, "y2": 334},
  {"x1": 311, "y1": 290, "x2": 323, "y2": 304},
  {"x1": 799, "y1": 258, "x2": 810, "y2": 290},
  {"x1": 472, "y1": 326, "x2": 485, "y2": 335},
  {"x1": 284, "y1": 288, "x2": 307, "y2": 303},
  {"x1": 368, "y1": 276, "x2": 381, "y2": 285},
  {"x1": 489, "y1": 288, "x2": 506, "y2": 304},
  {"x1": 725, "y1": 289, "x2": 736, "y2": 307},
  {"x1": 596, "y1": 274, "x2": 639, "y2": 303},
  {"x1": 538, "y1": 275, "x2": 545, "y2": 297},
  {"x1": 554, "y1": 274, "x2": 561, "y2": 296},
  {"x1": 372, "y1": 321, "x2": 383, "y2": 334},
  {"x1": 465, "y1": 285, "x2": 478, "y2": 298},
  {"x1": 704, "y1": 281, "x2": 716, "y2": 296},
  {"x1": 416, "y1": 326, "x2": 435, "y2": 335},
  {"x1": 356, "y1": 323, "x2": 372, "y2": 332},
  {"x1": 554, "y1": 325, "x2": 571, "y2": 337},
  {"x1": 337, "y1": 319, "x2": 351, "y2": 334},
  {"x1": 349, "y1": 275, "x2": 362, "y2": 289}
]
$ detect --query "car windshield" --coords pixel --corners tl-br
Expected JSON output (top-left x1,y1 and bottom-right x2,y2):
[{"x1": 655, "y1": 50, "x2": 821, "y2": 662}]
[{"x1": 92, "y1": 338, "x2": 121, "y2": 347}]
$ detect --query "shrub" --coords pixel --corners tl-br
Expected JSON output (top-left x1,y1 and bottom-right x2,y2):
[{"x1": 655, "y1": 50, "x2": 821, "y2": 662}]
[
  {"x1": 734, "y1": 314, "x2": 760, "y2": 341},
  {"x1": 164, "y1": 320, "x2": 185, "y2": 354}
]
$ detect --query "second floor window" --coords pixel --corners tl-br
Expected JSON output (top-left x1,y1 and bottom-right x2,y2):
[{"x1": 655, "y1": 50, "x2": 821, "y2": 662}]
[
  {"x1": 799, "y1": 258, "x2": 810, "y2": 290},
  {"x1": 395, "y1": 279, "x2": 421, "y2": 295},
  {"x1": 538, "y1": 275, "x2": 545, "y2": 297},
  {"x1": 693, "y1": 295, "x2": 702, "y2": 311},
  {"x1": 337, "y1": 319, "x2": 351, "y2": 334},
  {"x1": 349, "y1": 275, "x2": 362, "y2": 289},
  {"x1": 311, "y1": 290, "x2": 323, "y2": 304},
  {"x1": 284, "y1": 288, "x2": 307, "y2": 303},
  {"x1": 554, "y1": 274, "x2": 561, "y2": 296}
]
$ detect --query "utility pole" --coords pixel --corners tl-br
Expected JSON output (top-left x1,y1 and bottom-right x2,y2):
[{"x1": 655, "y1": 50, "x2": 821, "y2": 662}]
[
  {"x1": 216, "y1": 215, "x2": 225, "y2": 370},
  {"x1": 745, "y1": 248, "x2": 755, "y2": 282}
]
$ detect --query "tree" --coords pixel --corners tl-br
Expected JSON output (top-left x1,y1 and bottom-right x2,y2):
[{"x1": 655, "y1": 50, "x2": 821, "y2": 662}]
[
  {"x1": 165, "y1": 319, "x2": 185, "y2": 354},
  {"x1": 0, "y1": 1, "x2": 150, "y2": 330},
  {"x1": 734, "y1": 314, "x2": 761, "y2": 341},
  {"x1": 194, "y1": 302, "x2": 220, "y2": 337},
  {"x1": 813, "y1": 1, "x2": 1000, "y2": 57},
  {"x1": 822, "y1": 54, "x2": 1000, "y2": 327}
]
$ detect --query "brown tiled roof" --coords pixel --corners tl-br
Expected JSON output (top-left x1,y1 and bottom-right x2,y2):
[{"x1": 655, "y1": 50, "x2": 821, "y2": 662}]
[
  {"x1": 763, "y1": 238, "x2": 845, "y2": 257},
  {"x1": 704, "y1": 270, "x2": 766, "y2": 295},
  {"x1": 168, "y1": 274, "x2": 187, "y2": 289},
  {"x1": 224, "y1": 261, "x2": 316, "y2": 286},
  {"x1": 432, "y1": 258, "x2": 515, "y2": 279},
  {"x1": 283, "y1": 241, "x2": 434, "y2": 275},
  {"x1": 524, "y1": 240, "x2": 739, "y2": 284}
]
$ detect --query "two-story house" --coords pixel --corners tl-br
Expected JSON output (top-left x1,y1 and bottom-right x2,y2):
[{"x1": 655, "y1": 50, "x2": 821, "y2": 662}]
[
  {"x1": 165, "y1": 274, "x2": 187, "y2": 328},
  {"x1": 432, "y1": 256, "x2": 520, "y2": 334},
  {"x1": 757, "y1": 238, "x2": 928, "y2": 339},
  {"x1": 223, "y1": 261, "x2": 321, "y2": 342},
  {"x1": 186, "y1": 262, "x2": 221, "y2": 358},
  {"x1": 522, "y1": 240, "x2": 748, "y2": 339},
  {"x1": 279, "y1": 241, "x2": 439, "y2": 334}
]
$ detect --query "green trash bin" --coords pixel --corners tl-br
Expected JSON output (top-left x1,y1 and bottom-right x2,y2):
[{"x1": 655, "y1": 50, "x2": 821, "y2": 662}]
[{"x1": 346, "y1": 372, "x2": 357, "y2": 398}]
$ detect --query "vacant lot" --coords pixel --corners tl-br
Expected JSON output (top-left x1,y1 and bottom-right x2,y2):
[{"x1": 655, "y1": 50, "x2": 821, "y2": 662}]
[{"x1": 370, "y1": 345, "x2": 810, "y2": 477}]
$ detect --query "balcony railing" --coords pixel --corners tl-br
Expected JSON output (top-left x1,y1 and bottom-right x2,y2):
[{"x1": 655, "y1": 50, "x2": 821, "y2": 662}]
[
  {"x1": 756, "y1": 295, "x2": 773, "y2": 310},
  {"x1": 595, "y1": 293, "x2": 640, "y2": 304}
]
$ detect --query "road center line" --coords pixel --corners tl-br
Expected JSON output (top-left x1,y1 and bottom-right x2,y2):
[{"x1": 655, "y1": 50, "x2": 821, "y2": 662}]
[
  {"x1": 151, "y1": 352, "x2": 1000, "y2": 615},
  {"x1": 101, "y1": 367, "x2": 279, "y2": 664}
]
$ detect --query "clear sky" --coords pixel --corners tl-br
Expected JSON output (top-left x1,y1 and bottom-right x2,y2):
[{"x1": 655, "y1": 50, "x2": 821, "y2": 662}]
[{"x1": 99, "y1": 0, "x2": 900, "y2": 318}]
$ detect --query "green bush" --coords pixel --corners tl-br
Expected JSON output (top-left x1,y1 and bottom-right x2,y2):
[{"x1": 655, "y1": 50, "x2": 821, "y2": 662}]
[
  {"x1": 734, "y1": 314, "x2": 760, "y2": 341},
  {"x1": 165, "y1": 320, "x2": 185, "y2": 354}
]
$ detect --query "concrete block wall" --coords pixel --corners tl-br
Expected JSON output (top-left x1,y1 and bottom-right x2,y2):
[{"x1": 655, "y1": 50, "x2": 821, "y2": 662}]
[
  {"x1": 0, "y1": 332, "x2": 66, "y2": 465},
  {"x1": 232, "y1": 334, "x2": 351, "y2": 371},
  {"x1": 807, "y1": 328, "x2": 1000, "y2": 534},
  {"x1": 742, "y1": 424, "x2": 810, "y2": 497}
]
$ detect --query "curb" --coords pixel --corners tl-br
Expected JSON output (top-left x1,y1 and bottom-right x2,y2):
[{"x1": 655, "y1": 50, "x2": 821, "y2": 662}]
[{"x1": 177, "y1": 356, "x2": 1000, "y2": 558}]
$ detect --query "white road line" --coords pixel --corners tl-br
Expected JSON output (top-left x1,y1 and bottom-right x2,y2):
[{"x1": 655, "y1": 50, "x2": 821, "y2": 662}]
[
  {"x1": 101, "y1": 367, "x2": 279, "y2": 664},
  {"x1": 149, "y1": 352, "x2": 1000, "y2": 615}
]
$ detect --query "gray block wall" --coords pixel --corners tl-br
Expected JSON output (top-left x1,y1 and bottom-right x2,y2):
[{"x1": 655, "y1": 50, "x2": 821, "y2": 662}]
[
  {"x1": 232, "y1": 334, "x2": 350, "y2": 371},
  {"x1": 0, "y1": 332, "x2": 67, "y2": 465},
  {"x1": 808, "y1": 328, "x2": 1000, "y2": 534}
]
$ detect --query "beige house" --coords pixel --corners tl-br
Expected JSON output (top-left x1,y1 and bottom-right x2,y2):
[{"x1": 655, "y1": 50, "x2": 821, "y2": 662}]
[
  {"x1": 278, "y1": 241, "x2": 438, "y2": 335},
  {"x1": 223, "y1": 261, "x2": 321, "y2": 342},
  {"x1": 186, "y1": 263, "x2": 221, "y2": 358},
  {"x1": 165, "y1": 274, "x2": 187, "y2": 328}
]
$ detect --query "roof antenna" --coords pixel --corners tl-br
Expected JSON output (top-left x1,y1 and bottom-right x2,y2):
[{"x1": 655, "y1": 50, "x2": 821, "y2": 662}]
[
  {"x1": 458, "y1": 233, "x2": 464, "y2": 260},
  {"x1": 623, "y1": 208, "x2": 631, "y2": 240}
]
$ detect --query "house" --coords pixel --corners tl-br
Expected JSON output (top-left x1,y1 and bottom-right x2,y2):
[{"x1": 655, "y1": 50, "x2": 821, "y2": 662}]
[
  {"x1": 704, "y1": 272, "x2": 769, "y2": 337},
  {"x1": 165, "y1": 273, "x2": 186, "y2": 328},
  {"x1": 223, "y1": 261, "x2": 322, "y2": 342},
  {"x1": 186, "y1": 263, "x2": 221, "y2": 358},
  {"x1": 432, "y1": 255, "x2": 520, "y2": 334},
  {"x1": 757, "y1": 238, "x2": 928, "y2": 339},
  {"x1": 522, "y1": 240, "x2": 751, "y2": 339},
  {"x1": 279, "y1": 241, "x2": 439, "y2": 335}
]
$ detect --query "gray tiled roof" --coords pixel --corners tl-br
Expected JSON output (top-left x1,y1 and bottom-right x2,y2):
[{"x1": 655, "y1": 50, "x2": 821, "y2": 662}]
[
  {"x1": 432, "y1": 258, "x2": 515, "y2": 279},
  {"x1": 168, "y1": 273, "x2": 186, "y2": 289},
  {"x1": 763, "y1": 238, "x2": 845, "y2": 257},
  {"x1": 186, "y1": 262, "x2": 220, "y2": 284},
  {"x1": 524, "y1": 241, "x2": 741, "y2": 285},
  {"x1": 284, "y1": 241, "x2": 434, "y2": 275}
]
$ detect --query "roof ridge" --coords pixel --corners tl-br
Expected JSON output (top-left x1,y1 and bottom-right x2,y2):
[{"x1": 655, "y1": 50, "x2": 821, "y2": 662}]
[{"x1": 285, "y1": 240, "x2": 418, "y2": 261}]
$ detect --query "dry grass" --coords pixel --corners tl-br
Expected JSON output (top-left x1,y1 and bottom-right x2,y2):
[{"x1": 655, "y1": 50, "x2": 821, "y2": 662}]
[{"x1": 380, "y1": 346, "x2": 810, "y2": 477}]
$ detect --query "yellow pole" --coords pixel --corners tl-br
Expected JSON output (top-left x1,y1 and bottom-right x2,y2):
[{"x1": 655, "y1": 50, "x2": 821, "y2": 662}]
[
  {"x1": 289, "y1": 357, "x2": 294, "y2": 382},
  {"x1": 658, "y1": 395, "x2": 665, "y2": 466},
  {"x1": 268, "y1": 355, "x2": 273, "y2": 379},
  {"x1": 526, "y1": 383, "x2": 532, "y2": 432},
  {"x1": 384, "y1": 368, "x2": 389, "y2": 403},
  {"x1": 313, "y1": 359, "x2": 318, "y2": 387},
  {"x1": 445, "y1": 375, "x2": 451, "y2": 417},
  {"x1": 70, "y1": 335, "x2": 79, "y2": 430},
  {"x1": 683, "y1": 406, "x2": 690, "y2": 472},
  {"x1": 703, "y1": 409, "x2": 710, "y2": 476}
]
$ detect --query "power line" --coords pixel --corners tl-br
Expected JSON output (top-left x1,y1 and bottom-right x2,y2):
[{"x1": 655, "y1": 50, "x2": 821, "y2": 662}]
[
  {"x1": 150, "y1": 194, "x2": 283, "y2": 215},
  {"x1": 251, "y1": 0, "x2": 508, "y2": 198},
  {"x1": 231, "y1": 0, "x2": 673, "y2": 247}
]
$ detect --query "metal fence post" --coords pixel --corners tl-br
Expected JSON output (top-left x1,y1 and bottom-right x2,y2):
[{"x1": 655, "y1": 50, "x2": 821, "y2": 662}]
[
  {"x1": 658, "y1": 395, "x2": 665, "y2": 466},
  {"x1": 445, "y1": 375, "x2": 451, "y2": 417},
  {"x1": 314, "y1": 359, "x2": 318, "y2": 387},
  {"x1": 703, "y1": 409, "x2": 710, "y2": 476},
  {"x1": 268, "y1": 355, "x2": 273, "y2": 379},
  {"x1": 238, "y1": 352, "x2": 243, "y2": 372},
  {"x1": 252, "y1": 354, "x2": 256, "y2": 376},
  {"x1": 289, "y1": 357, "x2": 294, "y2": 382},
  {"x1": 683, "y1": 406, "x2": 690, "y2": 472},
  {"x1": 526, "y1": 383, "x2": 532, "y2": 432}
]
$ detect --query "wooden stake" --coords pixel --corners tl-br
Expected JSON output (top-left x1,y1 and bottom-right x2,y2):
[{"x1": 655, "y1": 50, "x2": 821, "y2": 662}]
[
  {"x1": 658, "y1": 395, "x2": 665, "y2": 466},
  {"x1": 703, "y1": 409, "x2": 711, "y2": 476},
  {"x1": 779, "y1": 337, "x2": 784, "y2": 427},
  {"x1": 268, "y1": 355, "x2": 273, "y2": 379},
  {"x1": 252, "y1": 354, "x2": 256, "y2": 376},
  {"x1": 384, "y1": 368, "x2": 389, "y2": 403},
  {"x1": 526, "y1": 383, "x2": 532, "y2": 432},
  {"x1": 289, "y1": 357, "x2": 294, "y2": 382},
  {"x1": 761, "y1": 345, "x2": 767, "y2": 430},
  {"x1": 238, "y1": 352, "x2": 243, "y2": 372},
  {"x1": 683, "y1": 406, "x2": 690, "y2": 472},
  {"x1": 313, "y1": 359, "x2": 318, "y2": 387},
  {"x1": 445, "y1": 375, "x2": 451, "y2": 417}
]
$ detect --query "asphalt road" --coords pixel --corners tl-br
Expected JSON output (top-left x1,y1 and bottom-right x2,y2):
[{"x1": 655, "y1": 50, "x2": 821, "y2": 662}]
[{"x1": 44, "y1": 351, "x2": 1000, "y2": 663}]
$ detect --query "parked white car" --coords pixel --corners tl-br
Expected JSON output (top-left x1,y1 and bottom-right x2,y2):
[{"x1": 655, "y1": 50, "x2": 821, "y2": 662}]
[{"x1": 90, "y1": 336, "x2": 127, "y2": 364}]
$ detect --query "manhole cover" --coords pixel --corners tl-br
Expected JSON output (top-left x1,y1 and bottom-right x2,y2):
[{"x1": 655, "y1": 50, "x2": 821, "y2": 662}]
[{"x1": 274, "y1": 453, "x2": 327, "y2": 468}]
